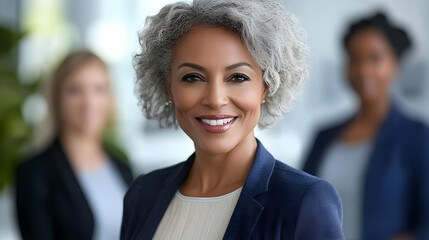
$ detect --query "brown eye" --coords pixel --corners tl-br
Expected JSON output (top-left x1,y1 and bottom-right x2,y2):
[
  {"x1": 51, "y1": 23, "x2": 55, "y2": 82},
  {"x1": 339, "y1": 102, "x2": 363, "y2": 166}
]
[
  {"x1": 66, "y1": 85, "x2": 83, "y2": 95},
  {"x1": 370, "y1": 53, "x2": 382, "y2": 64},
  {"x1": 181, "y1": 73, "x2": 205, "y2": 83},
  {"x1": 228, "y1": 73, "x2": 250, "y2": 83}
]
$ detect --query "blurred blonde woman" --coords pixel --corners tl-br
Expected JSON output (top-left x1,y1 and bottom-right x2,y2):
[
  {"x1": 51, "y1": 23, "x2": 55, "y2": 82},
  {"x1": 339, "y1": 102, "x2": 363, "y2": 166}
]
[{"x1": 16, "y1": 50, "x2": 133, "y2": 240}]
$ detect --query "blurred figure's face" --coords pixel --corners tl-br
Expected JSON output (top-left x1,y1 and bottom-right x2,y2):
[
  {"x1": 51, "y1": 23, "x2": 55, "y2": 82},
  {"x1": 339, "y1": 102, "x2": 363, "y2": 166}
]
[
  {"x1": 60, "y1": 61, "x2": 112, "y2": 137},
  {"x1": 346, "y1": 28, "x2": 398, "y2": 104},
  {"x1": 169, "y1": 26, "x2": 266, "y2": 154}
]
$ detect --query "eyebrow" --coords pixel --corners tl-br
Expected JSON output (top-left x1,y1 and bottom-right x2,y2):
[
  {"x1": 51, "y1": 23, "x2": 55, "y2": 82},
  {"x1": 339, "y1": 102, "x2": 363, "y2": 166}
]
[
  {"x1": 178, "y1": 63, "x2": 206, "y2": 71},
  {"x1": 177, "y1": 62, "x2": 253, "y2": 71},
  {"x1": 225, "y1": 62, "x2": 253, "y2": 70}
]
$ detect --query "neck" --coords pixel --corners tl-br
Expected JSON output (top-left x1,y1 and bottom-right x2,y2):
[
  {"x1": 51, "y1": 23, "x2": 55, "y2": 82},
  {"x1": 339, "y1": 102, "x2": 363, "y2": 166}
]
[
  {"x1": 183, "y1": 131, "x2": 257, "y2": 197},
  {"x1": 357, "y1": 95, "x2": 390, "y2": 125},
  {"x1": 60, "y1": 128, "x2": 106, "y2": 172}
]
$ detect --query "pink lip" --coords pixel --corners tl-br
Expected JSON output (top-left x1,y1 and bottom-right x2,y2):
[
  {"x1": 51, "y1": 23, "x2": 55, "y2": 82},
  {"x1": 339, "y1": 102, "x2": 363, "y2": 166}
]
[
  {"x1": 196, "y1": 115, "x2": 237, "y2": 134},
  {"x1": 197, "y1": 114, "x2": 236, "y2": 120}
]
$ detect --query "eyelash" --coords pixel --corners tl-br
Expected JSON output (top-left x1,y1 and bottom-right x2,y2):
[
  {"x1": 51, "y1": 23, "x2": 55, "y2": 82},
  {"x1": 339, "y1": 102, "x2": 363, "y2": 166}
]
[
  {"x1": 229, "y1": 73, "x2": 250, "y2": 83},
  {"x1": 181, "y1": 73, "x2": 250, "y2": 83},
  {"x1": 181, "y1": 73, "x2": 205, "y2": 83}
]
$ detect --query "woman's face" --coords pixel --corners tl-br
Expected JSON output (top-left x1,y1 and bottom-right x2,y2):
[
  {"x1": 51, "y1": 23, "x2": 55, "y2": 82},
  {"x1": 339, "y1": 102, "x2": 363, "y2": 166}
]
[
  {"x1": 346, "y1": 28, "x2": 398, "y2": 104},
  {"x1": 60, "y1": 61, "x2": 112, "y2": 137},
  {"x1": 169, "y1": 26, "x2": 267, "y2": 154}
]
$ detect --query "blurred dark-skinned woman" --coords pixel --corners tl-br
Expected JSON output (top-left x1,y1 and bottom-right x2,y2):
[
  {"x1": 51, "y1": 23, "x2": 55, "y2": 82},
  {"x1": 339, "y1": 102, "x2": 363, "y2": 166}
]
[
  {"x1": 15, "y1": 51, "x2": 133, "y2": 240},
  {"x1": 303, "y1": 12, "x2": 429, "y2": 240}
]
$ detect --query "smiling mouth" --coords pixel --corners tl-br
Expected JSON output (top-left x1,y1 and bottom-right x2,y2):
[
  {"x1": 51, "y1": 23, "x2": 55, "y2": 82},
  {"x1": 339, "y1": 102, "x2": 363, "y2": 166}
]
[{"x1": 196, "y1": 115, "x2": 238, "y2": 133}]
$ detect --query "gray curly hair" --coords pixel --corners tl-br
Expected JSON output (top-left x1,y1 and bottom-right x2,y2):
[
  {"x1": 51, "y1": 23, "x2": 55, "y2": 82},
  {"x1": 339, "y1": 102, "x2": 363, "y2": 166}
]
[{"x1": 135, "y1": 0, "x2": 309, "y2": 128}]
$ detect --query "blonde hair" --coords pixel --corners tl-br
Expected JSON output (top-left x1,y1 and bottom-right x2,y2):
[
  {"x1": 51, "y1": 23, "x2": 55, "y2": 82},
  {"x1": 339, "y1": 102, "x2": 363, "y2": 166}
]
[{"x1": 32, "y1": 50, "x2": 114, "y2": 151}]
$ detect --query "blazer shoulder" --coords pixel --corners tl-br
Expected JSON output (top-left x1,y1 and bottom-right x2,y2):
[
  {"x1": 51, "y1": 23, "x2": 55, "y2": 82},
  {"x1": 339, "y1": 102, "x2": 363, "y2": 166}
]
[
  {"x1": 398, "y1": 112, "x2": 429, "y2": 134},
  {"x1": 122, "y1": 161, "x2": 188, "y2": 236},
  {"x1": 271, "y1": 161, "x2": 344, "y2": 239},
  {"x1": 316, "y1": 120, "x2": 349, "y2": 139},
  {"x1": 17, "y1": 145, "x2": 55, "y2": 178},
  {"x1": 392, "y1": 109, "x2": 429, "y2": 151},
  {"x1": 272, "y1": 160, "x2": 325, "y2": 194},
  {"x1": 109, "y1": 155, "x2": 134, "y2": 185},
  {"x1": 125, "y1": 161, "x2": 186, "y2": 201},
  {"x1": 272, "y1": 161, "x2": 341, "y2": 212},
  {"x1": 263, "y1": 160, "x2": 343, "y2": 238}
]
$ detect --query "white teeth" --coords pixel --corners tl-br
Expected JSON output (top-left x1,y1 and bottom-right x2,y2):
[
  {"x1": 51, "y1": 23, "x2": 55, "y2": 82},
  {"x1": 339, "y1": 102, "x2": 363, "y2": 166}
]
[{"x1": 201, "y1": 117, "x2": 234, "y2": 126}]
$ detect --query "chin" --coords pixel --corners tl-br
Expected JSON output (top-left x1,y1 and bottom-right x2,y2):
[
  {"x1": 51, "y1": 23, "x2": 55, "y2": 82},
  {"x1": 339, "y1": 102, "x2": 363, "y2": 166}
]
[
  {"x1": 74, "y1": 125, "x2": 103, "y2": 137},
  {"x1": 193, "y1": 135, "x2": 240, "y2": 155},
  {"x1": 359, "y1": 94, "x2": 381, "y2": 105}
]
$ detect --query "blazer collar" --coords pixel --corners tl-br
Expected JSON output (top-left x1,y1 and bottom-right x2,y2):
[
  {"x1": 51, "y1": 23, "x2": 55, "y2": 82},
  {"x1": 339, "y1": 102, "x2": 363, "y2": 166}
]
[
  {"x1": 49, "y1": 138, "x2": 95, "y2": 235},
  {"x1": 240, "y1": 138, "x2": 276, "y2": 196},
  {"x1": 223, "y1": 139, "x2": 275, "y2": 239},
  {"x1": 138, "y1": 138, "x2": 276, "y2": 239},
  {"x1": 162, "y1": 138, "x2": 276, "y2": 196}
]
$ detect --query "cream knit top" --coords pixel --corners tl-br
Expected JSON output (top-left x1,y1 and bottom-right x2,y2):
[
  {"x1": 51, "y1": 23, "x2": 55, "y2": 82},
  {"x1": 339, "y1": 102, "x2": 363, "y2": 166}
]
[{"x1": 153, "y1": 187, "x2": 242, "y2": 240}]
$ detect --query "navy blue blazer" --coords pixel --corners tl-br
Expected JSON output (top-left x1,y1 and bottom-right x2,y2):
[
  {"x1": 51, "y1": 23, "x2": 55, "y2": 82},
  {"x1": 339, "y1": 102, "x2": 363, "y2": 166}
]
[
  {"x1": 303, "y1": 104, "x2": 429, "y2": 240},
  {"x1": 16, "y1": 139, "x2": 134, "y2": 240},
  {"x1": 121, "y1": 139, "x2": 344, "y2": 239}
]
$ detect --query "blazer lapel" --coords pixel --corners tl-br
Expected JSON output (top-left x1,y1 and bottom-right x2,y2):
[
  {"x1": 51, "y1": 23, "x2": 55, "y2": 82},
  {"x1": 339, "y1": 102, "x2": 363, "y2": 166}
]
[
  {"x1": 50, "y1": 139, "x2": 95, "y2": 236},
  {"x1": 223, "y1": 139, "x2": 275, "y2": 240},
  {"x1": 362, "y1": 105, "x2": 400, "y2": 237},
  {"x1": 136, "y1": 154, "x2": 195, "y2": 239},
  {"x1": 304, "y1": 118, "x2": 352, "y2": 176},
  {"x1": 364, "y1": 105, "x2": 400, "y2": 200}
]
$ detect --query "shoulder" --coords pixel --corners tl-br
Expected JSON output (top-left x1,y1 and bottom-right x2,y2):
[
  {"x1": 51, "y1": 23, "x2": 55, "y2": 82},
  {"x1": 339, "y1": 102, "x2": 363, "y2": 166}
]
[
  {"x1": 124, "y1": 161, "x2": 186, "y2": 204},
  {"x1": 108, "y1": 153, "x2": 133, "y2": 184},
  {"x1": 271, "y1": 160, "x2": 340, "y2": 202},
  {"x1": 121, "y1": 161, "x2": 187, "y2": 236},
  {"x1": 306, "y1": 119, "x2": 349, "y2": 155},
  {"x1": 393, "y1": 109, "x2": 429, "y2": 154},
  {"x1": 17, "y1": 145, "x2": 55, "y2": 180},
  {"x1": 15, "y1": 145, "x2": 58, "y2": 198},
  {"x1": 273, "y1": 160, "x2": 320, "y2": 187},
  {"x1": 272, "y1": 161, "x2": 343, "y2": 239},
  {"x1": 315, "y1": 119, "x2": 349, "y2": 140},
  {"x1": 396, "y1": 110, "x2": 429, "y2": 136},
  {"x1": 258, "y1": 160, "x2": 343, "y2": 239}
]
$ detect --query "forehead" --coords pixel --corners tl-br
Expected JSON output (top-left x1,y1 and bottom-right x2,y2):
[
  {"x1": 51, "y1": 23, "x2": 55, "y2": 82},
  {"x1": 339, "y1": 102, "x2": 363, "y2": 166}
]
[
  {"x1": 64, "y1": 61, "x2": 109, "y2": 85},
  {"x1": 170, "y1": 26, "x2": 257, "y2": 68},
  {"x1": 347, "y1": 28, "x2": 392, "y2": 54}
]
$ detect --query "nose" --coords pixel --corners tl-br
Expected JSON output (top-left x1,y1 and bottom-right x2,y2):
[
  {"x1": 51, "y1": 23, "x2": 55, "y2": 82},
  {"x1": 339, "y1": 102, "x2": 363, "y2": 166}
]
[
  {"x1": 354, "y1": 61, "x2": 372, "y2": 79},
  {"x1": 202, "y1": 77, "x2": 228, "y2": 109}
]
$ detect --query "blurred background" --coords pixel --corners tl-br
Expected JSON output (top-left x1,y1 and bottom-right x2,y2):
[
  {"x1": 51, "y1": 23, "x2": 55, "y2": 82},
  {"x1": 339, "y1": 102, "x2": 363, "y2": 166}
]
[{"x1": 0, "y1": 0, "x2": 428, "y2": 239}]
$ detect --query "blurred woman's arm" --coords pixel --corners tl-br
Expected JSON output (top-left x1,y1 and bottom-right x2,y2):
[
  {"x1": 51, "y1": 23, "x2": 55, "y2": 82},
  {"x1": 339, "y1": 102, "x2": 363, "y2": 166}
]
[
  {"x1": 15, "y1": 161, "x2": 54, "y2": 240},
  {"x1": 414, "y1": 127, "x2": 429, "y2": 239}
]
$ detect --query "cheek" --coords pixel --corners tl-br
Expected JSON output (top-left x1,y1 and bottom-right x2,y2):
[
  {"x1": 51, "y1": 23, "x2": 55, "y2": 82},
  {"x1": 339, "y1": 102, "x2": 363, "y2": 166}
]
[
  {"x1": 60, "y1": 94, "x2": 80, "y2": 119},
  {"x1": 229, "y1": 84, "x2": 263, "y2": 119},
  {"x1": 377, "y1": 61, "x2": 397, "y2": 84},
  {"x1": 170, "y1": 83, "x2": 202, "y2": 121},
  {"x1": 94, "y1": 93, "x2": 112, "y2": 114}
]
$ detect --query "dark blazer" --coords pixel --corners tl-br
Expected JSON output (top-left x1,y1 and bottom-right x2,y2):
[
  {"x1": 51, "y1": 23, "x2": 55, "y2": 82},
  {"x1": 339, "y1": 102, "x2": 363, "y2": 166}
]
[
  {"x1": 15, "y1": 138, "x2": 134, "y2": 240},
  {"x1": 121, "y1": 139, "x2": 344, "y2": 240},
  {"x1": 303, "y1": 104, "x2": 429, "y2": 240}
]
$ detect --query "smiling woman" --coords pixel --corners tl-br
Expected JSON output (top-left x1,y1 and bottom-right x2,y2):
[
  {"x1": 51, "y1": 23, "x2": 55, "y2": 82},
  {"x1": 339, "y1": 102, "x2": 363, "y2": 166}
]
[{"x1": 121, "y1": 1, "x2": 344, "y2": 239}]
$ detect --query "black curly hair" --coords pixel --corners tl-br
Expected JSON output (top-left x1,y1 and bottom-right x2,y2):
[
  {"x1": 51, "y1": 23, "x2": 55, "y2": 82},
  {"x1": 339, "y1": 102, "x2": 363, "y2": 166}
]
[{"x1": 343, "y1": 12, "x2": 412, "y2": 59}]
